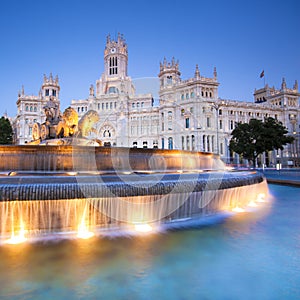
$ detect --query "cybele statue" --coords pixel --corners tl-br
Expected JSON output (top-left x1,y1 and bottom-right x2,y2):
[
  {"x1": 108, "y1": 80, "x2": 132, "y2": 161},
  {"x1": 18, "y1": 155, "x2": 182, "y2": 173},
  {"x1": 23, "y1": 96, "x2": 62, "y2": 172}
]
[{"x1": 31, "y1": 97, "x2": 100, "y2": 146}]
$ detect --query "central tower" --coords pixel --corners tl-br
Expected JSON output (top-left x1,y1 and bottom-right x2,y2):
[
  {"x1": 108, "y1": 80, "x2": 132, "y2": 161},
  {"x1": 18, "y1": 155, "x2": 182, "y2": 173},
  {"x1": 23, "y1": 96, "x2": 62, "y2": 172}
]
[
  {"x1": 96, "y1": 33, "x2": 134, "y2": 97},
  {"x1": 104, "y1": 33, "x2": 128, "y2": 79}
]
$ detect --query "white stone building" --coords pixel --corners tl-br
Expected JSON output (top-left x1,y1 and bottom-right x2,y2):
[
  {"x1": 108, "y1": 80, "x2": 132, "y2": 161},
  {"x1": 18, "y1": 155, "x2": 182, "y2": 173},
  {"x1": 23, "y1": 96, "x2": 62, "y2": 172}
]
[
  {"x1": 14, "y1": 34, "x2": 300, "y2": 167},
  {"x1": 13, "y1": 74, "x2": 61, "y2": 145}
]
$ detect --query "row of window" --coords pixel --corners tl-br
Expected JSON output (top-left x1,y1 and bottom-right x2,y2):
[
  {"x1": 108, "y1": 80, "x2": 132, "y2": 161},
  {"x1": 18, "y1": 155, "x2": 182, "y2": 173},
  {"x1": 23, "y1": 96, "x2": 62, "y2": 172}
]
[
  {"x1": 132, "y1": 140, "x2": 159, "y2": 149},
  {"x1": 45, "y1": 89, "x2": 57, "y2": 97},
  {"x1": 97, "y1": 102, "x2": 117, "y2": 110},
  {"x1": 180, "y1": 91, "x2": 195, "y2": 100},
  {"x1": 25, "y1": 118, "x2": 37, "y2": 124},
  {"x1": 77, "y1": 106, "x2": 88, "y2": 113},
  {"x1": 132, "y1": 102, "x2": 144, "y2": 109},
  {"x1": 181, "y1": 135, "x2": 196, "y2": 151},
  {"x1": 25, "y1": 105, "x2": 37, "y2": 112}
]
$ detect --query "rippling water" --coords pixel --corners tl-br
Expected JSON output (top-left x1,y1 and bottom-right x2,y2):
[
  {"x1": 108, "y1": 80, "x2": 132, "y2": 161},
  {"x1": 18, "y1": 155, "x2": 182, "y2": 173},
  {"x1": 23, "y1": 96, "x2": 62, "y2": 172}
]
[{"x1": 0, "y1": 184, "x2": 299, "y2": 300}]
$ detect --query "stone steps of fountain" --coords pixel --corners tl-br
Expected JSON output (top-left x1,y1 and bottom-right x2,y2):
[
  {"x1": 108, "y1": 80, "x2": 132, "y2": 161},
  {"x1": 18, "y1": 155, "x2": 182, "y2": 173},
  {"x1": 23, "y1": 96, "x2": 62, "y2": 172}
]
[{"x1": 0, "y1": 171, "x2": 264, "y2": 201}]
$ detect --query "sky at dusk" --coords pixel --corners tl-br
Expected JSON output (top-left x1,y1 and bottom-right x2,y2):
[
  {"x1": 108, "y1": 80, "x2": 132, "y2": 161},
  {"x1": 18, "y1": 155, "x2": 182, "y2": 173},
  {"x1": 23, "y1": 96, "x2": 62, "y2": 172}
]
[{"x1": 0, "y1": 0, "x2": 299, "y2": 116}]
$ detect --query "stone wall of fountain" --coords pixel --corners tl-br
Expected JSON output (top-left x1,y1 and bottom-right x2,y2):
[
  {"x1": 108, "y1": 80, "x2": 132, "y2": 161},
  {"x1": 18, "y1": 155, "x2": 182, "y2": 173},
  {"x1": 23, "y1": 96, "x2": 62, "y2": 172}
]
[
  {"x1": 0, "y1": 144, "x2": 268, "y2": 241},
  {"x1": 0, "y1": 145, "x2": 221, "y2": 172}
]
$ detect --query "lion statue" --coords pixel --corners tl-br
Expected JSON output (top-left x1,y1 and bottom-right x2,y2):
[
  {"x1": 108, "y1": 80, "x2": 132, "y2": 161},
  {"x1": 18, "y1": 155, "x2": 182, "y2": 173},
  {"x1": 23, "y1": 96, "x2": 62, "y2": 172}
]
[
  {"x1": 56, "y1": 107, "x2": 78, "y2": 138},
  {"x1": 77, "y1": 110, "x2": 100, "y2": 137}
]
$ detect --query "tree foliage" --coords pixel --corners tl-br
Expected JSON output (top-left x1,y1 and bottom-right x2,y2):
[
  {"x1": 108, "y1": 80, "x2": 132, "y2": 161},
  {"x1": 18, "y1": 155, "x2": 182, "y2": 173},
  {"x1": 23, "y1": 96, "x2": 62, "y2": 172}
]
[
  {"x1": 229, "y1": 117, "x2": 294, "y2": 167},
  {"x1": 0, "y1": 116, "x2": 13, "y2": 144}
]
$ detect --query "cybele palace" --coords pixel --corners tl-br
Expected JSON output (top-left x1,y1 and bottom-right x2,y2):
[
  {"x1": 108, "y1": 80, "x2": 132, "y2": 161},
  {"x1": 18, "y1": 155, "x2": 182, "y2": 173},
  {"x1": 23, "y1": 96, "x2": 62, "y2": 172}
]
[{"x1": 13, "y1": 33, "x2": 300, "y2": 167}]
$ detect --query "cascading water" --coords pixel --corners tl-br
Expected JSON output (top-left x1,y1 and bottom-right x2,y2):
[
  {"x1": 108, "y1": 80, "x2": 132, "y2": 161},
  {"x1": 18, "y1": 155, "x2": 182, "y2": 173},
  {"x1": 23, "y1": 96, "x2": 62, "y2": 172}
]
[{"x1": 0, "y1": 145, "x2": 269, "y2": 243}]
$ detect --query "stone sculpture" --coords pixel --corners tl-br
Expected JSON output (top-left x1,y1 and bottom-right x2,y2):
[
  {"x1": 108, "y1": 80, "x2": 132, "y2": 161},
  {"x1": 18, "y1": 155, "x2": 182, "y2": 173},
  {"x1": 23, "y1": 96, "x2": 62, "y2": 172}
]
[
  {"x1": 77, "y1": 110, "x2": 100, "y2": 137},
  {"x1": 56, "y1": 107, "x2": 78, "y2": 138}
]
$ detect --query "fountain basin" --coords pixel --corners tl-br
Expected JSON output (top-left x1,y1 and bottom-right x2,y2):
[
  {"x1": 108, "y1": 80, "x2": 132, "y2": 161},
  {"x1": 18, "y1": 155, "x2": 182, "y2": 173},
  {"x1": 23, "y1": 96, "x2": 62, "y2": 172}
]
[{"x1": 0, "y1": 145, "x2": 268, "y2": 241}]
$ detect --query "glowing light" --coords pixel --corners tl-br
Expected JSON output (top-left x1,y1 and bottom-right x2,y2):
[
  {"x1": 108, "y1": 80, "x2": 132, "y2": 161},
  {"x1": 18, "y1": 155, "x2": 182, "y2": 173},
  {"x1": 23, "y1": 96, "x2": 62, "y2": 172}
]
[
  {"x1": 177, "y1": 170, "x2": 183, "y2": 173},
  {"x1": 134, "y1": 223, "x2": 153, "y2": 233},
  {"x1": 6, "y1": 221, "x2": 27, "y2": 244},
  {"x1": 232, "y1": 206, "x2": 245, "y2": 213},
  {"x1": 257, "y1": 193, "x2": 266, "y2": 202},
  {"x1": 67, "y1": 172, "x2": 77, "y2": 176},
  {"x1": 77, "y1": 223, "x2": 94, "y2": 239},
  {"x1": 248, "y1": 200, "x2": 258, "y2": 207}
]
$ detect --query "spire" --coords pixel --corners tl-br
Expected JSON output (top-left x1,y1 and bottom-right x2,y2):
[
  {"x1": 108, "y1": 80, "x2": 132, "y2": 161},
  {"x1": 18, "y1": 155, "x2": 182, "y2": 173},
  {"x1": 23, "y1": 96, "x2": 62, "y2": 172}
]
[
  {"x1": 213, "y1": 66, "x2": 217, "y2": 79},
  {"x1": 43, "y1": 74, "x2": 47, "y2": 83},
  {"x1": 21, "y1": 85, "x2": 25, "y2": 96},
  {"x1": 293, "y1": 79, "x2": 298, "y2": 91},
  {"x1": 55, "y1": 75, "x2": 59, "y2": 84},
  {"x1": 106, "y1": 34, "x2": 111, "y2": 44},
  {"x1": 194, "y1": 64, "x2": 200, "y2": 78},
  {"x1": 89, "y1": 84, "x2": 94, "y2": 96},
  {"x1": 171, "y1": 56, "x2": 175, "y2": 66},
  {"x1": 281, "y1": 77, "x2": 287, "y2": 90},
  {"x1": 49, "y1": 72, "x2": 53, "y2": 83}
]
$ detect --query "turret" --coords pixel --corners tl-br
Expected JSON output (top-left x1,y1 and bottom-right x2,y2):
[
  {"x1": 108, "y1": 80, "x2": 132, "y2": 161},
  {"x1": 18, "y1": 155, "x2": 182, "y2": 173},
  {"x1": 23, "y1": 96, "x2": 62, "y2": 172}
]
[
  {"x1": 41, "y1": 73, "x2": 60, "y2": 101},
  {"x1": 158, "y1": 57, "x2": 181, "y2": 88}
]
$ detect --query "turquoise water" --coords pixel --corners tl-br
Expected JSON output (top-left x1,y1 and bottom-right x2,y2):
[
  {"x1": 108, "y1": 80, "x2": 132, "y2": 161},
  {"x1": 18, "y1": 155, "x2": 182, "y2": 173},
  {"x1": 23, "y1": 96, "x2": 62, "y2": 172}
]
[{"x1": 0, "y1": 184, "x2": 299, "y2": 300}]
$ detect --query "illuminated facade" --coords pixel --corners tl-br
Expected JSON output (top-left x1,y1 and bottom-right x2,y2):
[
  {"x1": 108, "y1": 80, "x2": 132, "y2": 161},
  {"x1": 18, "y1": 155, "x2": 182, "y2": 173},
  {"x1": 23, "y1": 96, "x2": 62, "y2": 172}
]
[{"x1": 14, "y1": 34, "x2": 300, "y2": 167}]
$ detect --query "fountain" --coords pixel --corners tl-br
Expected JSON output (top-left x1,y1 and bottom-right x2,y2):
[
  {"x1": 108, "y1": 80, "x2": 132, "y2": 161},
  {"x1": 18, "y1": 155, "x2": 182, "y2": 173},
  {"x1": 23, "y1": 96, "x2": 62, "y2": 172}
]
[{"x1": 0, "y1": 103, "x2": 269, "y2": 243}]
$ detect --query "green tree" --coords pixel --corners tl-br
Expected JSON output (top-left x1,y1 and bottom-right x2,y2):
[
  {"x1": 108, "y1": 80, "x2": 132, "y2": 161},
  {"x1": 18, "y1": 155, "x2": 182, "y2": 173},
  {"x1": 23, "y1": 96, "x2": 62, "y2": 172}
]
[
  {"x1": 0, "y1": 116, "x2": 13, "y2": 144},
  {"x1": 229, "y1": 117, "x2": 294, "y2": 167}
]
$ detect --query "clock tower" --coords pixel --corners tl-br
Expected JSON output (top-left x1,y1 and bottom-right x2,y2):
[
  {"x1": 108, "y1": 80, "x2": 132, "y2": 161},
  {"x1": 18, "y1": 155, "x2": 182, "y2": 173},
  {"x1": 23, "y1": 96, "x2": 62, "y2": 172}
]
[
  {"x1": 96, "y1": 33, "x2": 134, "y2": 96},
  {"x1": 104, "y1": 33, "x2": 128, "y2": 79}
]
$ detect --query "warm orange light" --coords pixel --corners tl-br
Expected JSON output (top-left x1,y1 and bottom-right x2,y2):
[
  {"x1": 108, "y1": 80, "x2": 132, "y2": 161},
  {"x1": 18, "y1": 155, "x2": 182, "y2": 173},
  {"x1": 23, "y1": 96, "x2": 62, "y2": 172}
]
[
  {"x1": 67, "y1": 172, "x2": 77, "y2": 176},
  {"x1": 232, "y1": 206, "x2": 245, "y2": 213},
  {"x1": 134, "y1": 223, "x2": 153, "y2": 233},
  {"x1": 248, "y1": 200, "x2": 258, "y2": 207},
  {"x1": 77, "y1": 222, "x2": 94, "y2": 239},
  {"x1": 257, "y1": 193, "x2": 266, "y2": 202},
  {"x1": 6, "y1": 221, "x2": 27, "y2": 244}
]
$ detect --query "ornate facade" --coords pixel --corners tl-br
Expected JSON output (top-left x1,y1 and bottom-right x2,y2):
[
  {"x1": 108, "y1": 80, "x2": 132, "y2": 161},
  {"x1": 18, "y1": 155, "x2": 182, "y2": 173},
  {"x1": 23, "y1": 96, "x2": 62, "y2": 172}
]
[
  {"x1": 13, "y1": 74, "x2": 60, "y2": 145},
  {"x1": 14, "y1": 34, "x2": 300, "y2": 167}
]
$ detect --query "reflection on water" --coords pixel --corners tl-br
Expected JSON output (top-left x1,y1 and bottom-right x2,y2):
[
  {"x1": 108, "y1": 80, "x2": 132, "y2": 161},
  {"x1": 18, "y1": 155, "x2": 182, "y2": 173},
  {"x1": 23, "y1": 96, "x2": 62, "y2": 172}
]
[{"x1": 0, "y1": 185, "x2": 299, "y2": 300}]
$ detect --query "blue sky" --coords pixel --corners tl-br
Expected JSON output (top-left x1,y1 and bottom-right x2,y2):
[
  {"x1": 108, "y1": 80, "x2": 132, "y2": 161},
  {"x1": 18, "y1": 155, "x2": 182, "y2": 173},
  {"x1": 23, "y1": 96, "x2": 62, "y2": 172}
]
[{"x1": 0, "y1": 0, "x2": 299, "y2": 116}]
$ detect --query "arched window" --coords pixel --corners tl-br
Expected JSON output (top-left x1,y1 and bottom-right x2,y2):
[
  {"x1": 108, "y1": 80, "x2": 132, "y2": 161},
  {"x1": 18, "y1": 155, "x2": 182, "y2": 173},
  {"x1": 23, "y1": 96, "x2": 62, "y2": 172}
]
[
  {"x1": 182, "y1": 136, "x2": 185, "y2": 150},
  {"x1": 103, "y1": 130, "x2": 111, "y2": 138},
  {"x1": 191, "y1": 92, "x2": 195, "y2": 98},
  {"x1": 192, "y1": 135, "x2": 195, "y2": 151},
  {"x1": 34, "y1": 106, "x2": 37, "y2": 112},
  {"x1": 185, "y1": 118, "x2": 190, "y2": 128},
  {"x1": 207, "y1": 135, "x2": 210, "y2": 152},
  {"x1": 168, "y1": 137, "x2": 173, "y2": 150},
  {"x1": 25, "y1": 105, "x2": 29, "y2": 111},
  {"x1": 109, "y1": 56, "x2": 118, "y2": 75},
  {"x1": 30, "y1": 106, "x2": 33, "y2": 112},
  {"x1": 108, "y1": 86, "x2": 119, "y2": 94}
]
